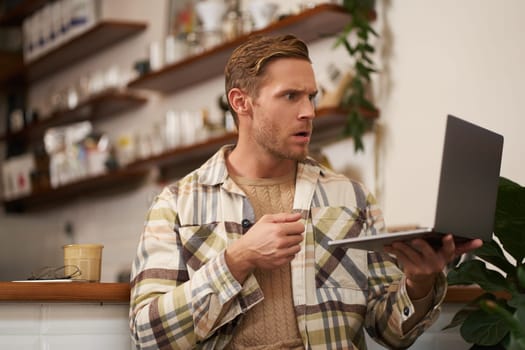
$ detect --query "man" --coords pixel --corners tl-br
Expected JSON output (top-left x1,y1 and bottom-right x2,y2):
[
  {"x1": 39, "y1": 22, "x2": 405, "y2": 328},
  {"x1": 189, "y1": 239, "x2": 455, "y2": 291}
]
[{"x1": 129, "y1": 34, "x2": 481, "y2": 349}]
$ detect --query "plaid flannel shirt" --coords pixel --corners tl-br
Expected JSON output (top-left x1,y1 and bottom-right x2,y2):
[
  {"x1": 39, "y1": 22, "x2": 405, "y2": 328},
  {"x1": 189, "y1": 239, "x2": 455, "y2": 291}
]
[{"x1": 130, "y1": 145, "x2": 446, "y2": 349}]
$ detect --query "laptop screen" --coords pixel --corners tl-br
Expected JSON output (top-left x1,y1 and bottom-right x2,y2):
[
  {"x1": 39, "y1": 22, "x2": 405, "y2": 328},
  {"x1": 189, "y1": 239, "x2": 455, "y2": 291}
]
[{"x1": 433, "y1": 115, "x2": 504, "y2": 241}]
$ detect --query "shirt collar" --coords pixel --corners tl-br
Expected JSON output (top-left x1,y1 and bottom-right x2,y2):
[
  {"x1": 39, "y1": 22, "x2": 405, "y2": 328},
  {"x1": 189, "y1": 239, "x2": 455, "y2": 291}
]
[{"x1": 196, "y1": 144, "x2": 325, "y2": 187}]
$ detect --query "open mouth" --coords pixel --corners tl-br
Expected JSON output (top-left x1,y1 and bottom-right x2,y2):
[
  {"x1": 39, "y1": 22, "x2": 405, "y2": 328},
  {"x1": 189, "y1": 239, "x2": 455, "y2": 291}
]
[{"x1": 294, "y1": 131, "x2": 310, "y2": 137}]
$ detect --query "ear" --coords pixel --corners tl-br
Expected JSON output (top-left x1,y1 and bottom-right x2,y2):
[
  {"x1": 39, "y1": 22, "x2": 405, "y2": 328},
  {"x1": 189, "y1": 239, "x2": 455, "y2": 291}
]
[{"x1": 227, "y1": 88, "x2": 252, "y2": 116}]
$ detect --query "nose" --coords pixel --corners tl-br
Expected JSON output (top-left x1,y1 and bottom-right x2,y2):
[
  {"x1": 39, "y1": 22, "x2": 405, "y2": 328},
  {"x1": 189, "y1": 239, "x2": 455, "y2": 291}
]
[{"x1": 298, "y1": 97, "x2": 316, "y2": 121}]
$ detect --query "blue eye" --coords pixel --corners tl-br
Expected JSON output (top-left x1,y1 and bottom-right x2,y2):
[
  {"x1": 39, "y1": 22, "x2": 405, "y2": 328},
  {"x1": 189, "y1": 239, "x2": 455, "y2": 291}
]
[{"x1": 285, "y1": 92, "x2": 297, "y2": 100}]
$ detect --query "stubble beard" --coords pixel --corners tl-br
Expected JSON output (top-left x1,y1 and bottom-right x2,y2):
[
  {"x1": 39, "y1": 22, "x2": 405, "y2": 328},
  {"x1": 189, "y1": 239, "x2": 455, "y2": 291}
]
[{"x1": 253, "y1": 123, "x2": 309, "y2": 162}]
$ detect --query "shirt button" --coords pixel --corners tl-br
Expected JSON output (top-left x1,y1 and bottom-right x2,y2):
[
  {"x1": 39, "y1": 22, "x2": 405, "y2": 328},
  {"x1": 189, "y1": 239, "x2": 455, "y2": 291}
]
[
  {"x1": 403, "y1": 306, "x2": 410, "y2": 316},
  {"x1": 241, "y1": 219, "x2": 252, "y2": 229}
]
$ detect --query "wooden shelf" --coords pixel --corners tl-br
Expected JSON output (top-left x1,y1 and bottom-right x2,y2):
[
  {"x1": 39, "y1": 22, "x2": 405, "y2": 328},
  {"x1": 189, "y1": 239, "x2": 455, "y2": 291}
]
[
  {"x1": 1, "y1": 107, "x2": 376, "y2": 211},
  {"x1": 0, "y1": 20, "x2": 147, "y2": 84},
  {"x1": 0, "y1": 283, "x2": 508, "y2": 304},
  {"x1": 38, "y1": 89, "x2": 148, "y2": 131},
  {"x1": 129, "y1": 132, "x2": 238, "y2": 171},
  {"x1": 1, "y1": 89, "x2": 148, "y2": 143},
  {"x1": 26, "y1": 20, "x2": 147, "y2": 82},
  {"x1": 0, "y1": 282, "x2": 130, "y2": 303},
  {"x1": 0, "y1": 0, "x2": 48, "y2": 26},
  {"x1": 147, "y1": 107, "x2": 378, "y2": 180},
  {"x1": 128, "y1": 4, "x2": 352, "y2": 94},
  {"x1": 3, "y1": 166, "x2": 148, "y2": 212},
  {"x1": 112, "y1": 108, "x2": 379, "y2": 180}
]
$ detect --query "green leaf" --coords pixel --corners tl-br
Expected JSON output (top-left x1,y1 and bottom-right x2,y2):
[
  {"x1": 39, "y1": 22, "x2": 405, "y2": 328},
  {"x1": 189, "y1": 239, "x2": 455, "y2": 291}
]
[
  {"x1": 514, "y1": 306, "x2": 525, "y2": 335},
  {"x1": 348, "y1": 94, "x2": 360, "y2": 107},
  {"x1": 344, "y1": 111, "x2": 366, "y2": 153},
  {"x1": 349, "y1": 0, "x2": 375, "y2": 11},
  {"x1": 352, "y1": 14, "x2": 367, "y2": 28},
  {"x1": 447, "y1": 259, "x2": 511, "y2": 293},
  {"x1": 367, "y1": 25, "x2": 379, "y2": 37},
  {"x1": 442, "y1": 293, "x2": 495, "y2": 330},
  {"x1": 508, "y1": 292, "x2": 525, "y2": 309},
  {"x1": 517, "y1": 265, "x2": 525, "y2": 289},
  {"x1": 480, "y1": 300, "x2": 522, "y2": 333},
  {"x1": 338, "y1": 36, "x2": 356, "y2": 56},
  {"x1": 474, "y1": 240, "x2": 516, "y2": 277},
  {"x1": 508, "y1": 336, "x2": 525, "y2": 350},
  {"x1": 357, "y1": 29, "x2": 369, "y2": 41},
  {"x1": 340, "y1": 23, "x2": 353, "y2": 38},
  {"x1": 343, "y1": 0, "x2": 358, "y2": 12},
  {"x1": 443, "y1": 306, "x2": 476, "y2": 331},
  {"x1": 362, "y1": 43, "x2": 375, "y2": 53},
  {"x1": 507, "y1": 308, "x2": 525, "y2": 349},
  {"x1": 461, "y1": 308, "x2": 510, "y2": 345},
  {"x1": 355, "y1": 62, "x2": 373, "y2": 82},
  {"x1": 356, "y1": 43, "x2": 369, "y2": 54},
  {"x1": 333, "y1": 35, "x2": 346, "y2": 49},
  {"x1": 361, "y1": 54, "x2": 374, "y2": 65},
  {"x1": 494, "y1": 177, "x2": 525, "y2": 263},
  {"x1": 359, "y1": 97, "x2": 376, "y2": 111},
  {"x1": 351, "y1": 77, "x2": 364, "y2": 94}
]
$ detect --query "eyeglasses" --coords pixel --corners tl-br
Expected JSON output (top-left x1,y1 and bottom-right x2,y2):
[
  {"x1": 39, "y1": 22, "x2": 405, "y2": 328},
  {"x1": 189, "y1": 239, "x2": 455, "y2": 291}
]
[{"x1": 28, "y1": 265, "x2": 81, "y2": 280}]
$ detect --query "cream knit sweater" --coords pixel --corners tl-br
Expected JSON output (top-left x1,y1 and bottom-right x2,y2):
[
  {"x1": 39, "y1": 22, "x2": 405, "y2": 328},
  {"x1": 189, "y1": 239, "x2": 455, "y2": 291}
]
[{"x1": 228, "y1": 172, "x2": 304, "y2": 350}]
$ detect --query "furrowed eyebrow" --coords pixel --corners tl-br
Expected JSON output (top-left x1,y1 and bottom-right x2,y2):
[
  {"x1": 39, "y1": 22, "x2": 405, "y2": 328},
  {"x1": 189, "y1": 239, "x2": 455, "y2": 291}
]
[{"x1": 279, "y1": 88, "x2": 318, "y2": 96}]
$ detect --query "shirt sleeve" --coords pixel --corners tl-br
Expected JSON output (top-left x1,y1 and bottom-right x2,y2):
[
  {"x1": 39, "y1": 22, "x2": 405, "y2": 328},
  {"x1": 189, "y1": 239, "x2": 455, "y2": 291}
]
[
  {"x1": 129, "y1": 187, "x2": 263, "y2": 349},
  {"x1": 362, "y1": 189, "x2": 446, "y2": 349},
  {"x1": 402, "y1": 278, "x2": 438, "y2": 333}
]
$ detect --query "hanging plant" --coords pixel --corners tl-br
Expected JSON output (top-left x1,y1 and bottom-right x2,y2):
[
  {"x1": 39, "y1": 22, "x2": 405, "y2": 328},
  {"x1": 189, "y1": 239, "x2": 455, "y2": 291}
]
[{"x1": 334, "y1": 0, "x2": 378, "y2": 152}]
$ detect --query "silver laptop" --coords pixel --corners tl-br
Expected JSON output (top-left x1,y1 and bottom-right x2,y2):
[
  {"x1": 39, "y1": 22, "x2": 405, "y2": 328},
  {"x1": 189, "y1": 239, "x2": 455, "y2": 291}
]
[{"x1": 328, "y1": 115, "x2": 504, "y2": 251}]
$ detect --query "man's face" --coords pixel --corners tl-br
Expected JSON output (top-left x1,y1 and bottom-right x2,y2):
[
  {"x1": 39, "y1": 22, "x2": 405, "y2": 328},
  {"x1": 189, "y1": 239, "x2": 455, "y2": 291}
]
[{"x1": 249, "y1": 57, "x2": 317, "y2": 161}]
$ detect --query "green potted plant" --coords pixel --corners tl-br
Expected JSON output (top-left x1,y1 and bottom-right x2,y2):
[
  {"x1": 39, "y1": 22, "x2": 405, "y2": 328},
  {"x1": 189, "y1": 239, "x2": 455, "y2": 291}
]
[
  {"x1": 334, "y1": 0, "x2": 379, "y2": 152},
  {"x1": 444, "y1": 177, "x2": 525, "y2": 349}
]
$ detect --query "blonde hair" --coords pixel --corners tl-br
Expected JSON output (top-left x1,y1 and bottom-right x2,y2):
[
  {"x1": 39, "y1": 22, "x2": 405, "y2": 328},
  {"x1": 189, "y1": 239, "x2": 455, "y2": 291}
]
[{"x1": 224, "y1": 34, "x2": 311, "y2": 126}]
